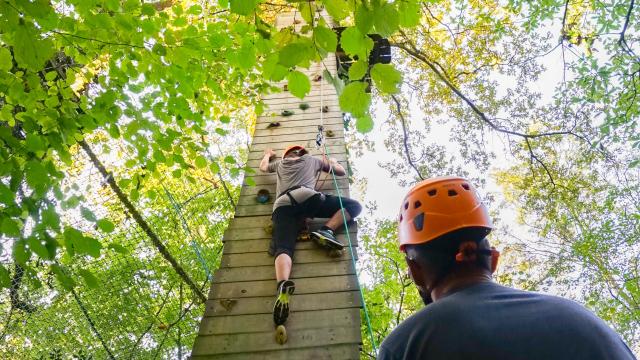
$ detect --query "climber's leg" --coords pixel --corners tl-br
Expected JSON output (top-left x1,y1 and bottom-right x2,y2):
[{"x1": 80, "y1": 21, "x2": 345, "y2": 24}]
[
  {"x1": 309, "y1": 195, "x2": 362, "y2": 249},
  {"x1": 271, "y1": 206, "x2": 299, "y2": 326}
]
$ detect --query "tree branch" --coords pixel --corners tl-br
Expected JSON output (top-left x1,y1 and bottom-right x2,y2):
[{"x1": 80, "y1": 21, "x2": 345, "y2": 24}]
[{"x1": 390, "y1": 94, "x2": 424, "y2": 181}]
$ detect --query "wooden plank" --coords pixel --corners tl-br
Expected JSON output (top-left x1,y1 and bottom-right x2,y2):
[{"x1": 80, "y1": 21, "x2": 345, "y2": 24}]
[
  {"x1": 198, "y1": 308, "x2": 360, "y2": 335},
  {"x1": 221, "y1": 237, "x2": 359, "y2": 254},
  {"x1": 235, "y1": 185, "x2": 352, "y2": 205},
  {"x1": 245, "y1": 152, "x2": 348, "y2": 168},
  {"x1": 252, "y1": 130, "x2": 345, "y2": 145},
  {"x1": 241, "y1": 174, "x2": 349, "y2": 188},
  {"x1": 209, "y1": 275, "x2": 359, "y2": 299},
  {"x1": 192, "y1": 325, "x2": 360, "y2": 355},
  {"x1": 192, "y1": 344, "x2": 359, "y2": 360},
  {"x1": 213, "y1": 260, "x2": 355, "y2": 282},
  {"x1": 192, "y1": 345, "x2": 360, "y2": 360},
  {"x1": 249, "y1": 141, "x2": 345, "y2": 154},
  {"x1": 257, "y1": 112, "x2": 343, "y2": 123},
  {"x1": 223, "y1": 226, "x2": 357, "y2": 241},
  {"x1": 255, "y1": 115, "x2": 344, "y2": 128},
  {"x1": 239, "y1": 183, "x2": 350, "y2": 199},
  {"x1": 203, "y1": 291, "x2": 361, "y2": 317},
  {"x1": 219, "y1": 248, "x2": 357, "y2": 268},
  {"x1": 263, "y1": 97, "x2": 341, "y2": 109},
  {"x1": 263, "y1": 87, "x2": 342, "y2": 101},
  {"x1": 253, "y1": 123, "x2": 344, "y2": 137},
  {"x1": 226, "y1": 216, "x2": 358, "y2": 231},
  {"x1": 249, "y1": 135, "x2": 344, "y2": 148}
]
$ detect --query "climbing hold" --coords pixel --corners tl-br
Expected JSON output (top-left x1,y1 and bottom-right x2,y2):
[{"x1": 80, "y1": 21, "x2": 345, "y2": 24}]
[
  {"x1": 299, "y1": 103, "x2": 310, "y2": 111},
  {"x1": 312, "y1": 74, "x2": 322, "y2": 82},
  {"x1": 321, "y1": 105, "x2": 329, "y2": 113},
  {"x1": 219, "y1": 298, "x2": 237, "y2": 311},
  {"x1": 275, "y1": 325, "x2": 288, "y2": 344},
  {"x1": 283, "y1": 84, "x2": 288, "y2": 91},
  {"x1": 325, "y1": 130, "x2": 335, "y2": 138},
  {"x1": 297, "y1": 230, "x2": 310, "y2": 242},
  {"x1": 264, "y1": 222, "x2": 273, "y2": 235},
  {"x1": 328, "y1": 249, "x2": 344, "y2": 258},
  {"x1": 267, "y1": 122, "x2": 280, "y2": 129},
  {"x1": 257, "y1": 189, "x2": 271, "y2": 204},
  {"x1": 281, "y1": 110, "x2": 295, "y2": 117}
]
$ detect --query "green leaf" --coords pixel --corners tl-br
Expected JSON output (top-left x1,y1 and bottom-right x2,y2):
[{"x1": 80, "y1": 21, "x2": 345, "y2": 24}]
[
  {"x1": 278, "y1": 40, "x2": 314, "y2": 67},
  {"x1": 108, "y1": 243, "x2": 129, "y2": 254},
  {"x1": 340, "y1": 27, "x2": 374, "y2": 60},
  {"x1": 339, "y1": 82, "x2": 371, "y2": 117},
  {"x1": 51, "y1": 264, "x2": 75, "y2": 290},
  {"x1": 245, "y1": 177, "x2": 256, "y2": 186},
  {"x1": 195, "y1": 155, "x2": 208, "y2": 168},
  {"x1": 0, "y1": 183, "x2": 14, "y2": 205},
  {"x1": 13, "y1": 239, "x2": 31, "y2": 265},
  {"x1": 355, "y1": 4, "x2": 374, "y2": 34},
  {"x1": 373, "y1": 2, "x2": 400, "y2": 37},
  {"x1": 13, "y1": 22, "x2": 55, "y2": 70},
  {"x1": 1, "y1": 217, "x2": 21, "y2": 237},
  {"x1": 313, "y1": 25, "x2": 338, "y2": 53},
  {"x1": 27, "y1": 236, "x2": 49, "y2": 259},
  {"x1": 80, "y1": 207, "x2": 97, "y2": 222},
  {"x1": 79, "y1": 269, "x2": 99, "y2": 288},
  {"x1": 288, "y1": 70, "x2": 311, "y2": 99},
  {"x1": 398, "y1": 1, "x2": 420, "y2": 27},
  {"x1": 370, "y1": 63, "x2": 402, "y2": 94},
  {"x1": 356, "y1": 114, "x2": 374, "y2": 133},
  {"x1": 25, "y1": 134, "x2": 46, "y2": 154},
  {"x1": 0, "y1": 264, "x2": 10, "y2": 288},
  {"x1": 187, "y1": 4, "x2": 203, "y2": 15},
  {"x1": 209, "y1": 162, "x2": 220, "y2": 174},
  {"x1": 96, "y1": 219, "x2": 115, "y2": 233},
  {"x1": 224, "y1": 155, "x2": 236, "y2": 164},
  {"x1": 230, "y1": 0, "x2": 259, "y2": 15},
  {"x1": 0, "y1": 47, "x2": 13, "y2": 71},
  {"x1": 64, "y1": 227, "x2": 102, "y2": 258},
  {"x1": 220, "y1": 115, "x2": 231, "y2": 123},
  {"x1": 323, "y1": 0, "x2": 349, "y2": 21},
  {"x1": 349, "y1": 59, "x2": 368, "y2": 80}
]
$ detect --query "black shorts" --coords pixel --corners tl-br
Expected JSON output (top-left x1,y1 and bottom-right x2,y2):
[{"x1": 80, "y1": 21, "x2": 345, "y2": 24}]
[{"x1": 271, "y1": 193, "x2": 362, "y2": 258}]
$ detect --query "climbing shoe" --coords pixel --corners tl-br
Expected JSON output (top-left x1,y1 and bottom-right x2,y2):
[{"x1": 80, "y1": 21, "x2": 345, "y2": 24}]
[
  {"x1": 273, "y1": 280, "x2": 295, "y2": 326},
  {"x1": 310, "y1": 228, "x2": 344, "y2": 250}
]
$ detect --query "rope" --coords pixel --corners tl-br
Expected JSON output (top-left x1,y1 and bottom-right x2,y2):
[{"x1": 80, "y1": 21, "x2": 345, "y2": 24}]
[
  {"x1": 162, "y1": 184, "x2": 213, "y2": 281},
  {"x1": 317, "y1": 64, "x2": 378, "y2": 353}
]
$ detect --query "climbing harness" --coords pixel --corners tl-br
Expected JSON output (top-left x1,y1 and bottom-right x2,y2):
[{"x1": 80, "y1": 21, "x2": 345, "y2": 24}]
[
  {"x1": 162, "y1": 185, "x2": 213, "y2": 281},
  {"x1": 316, "y1": 62, "x2": 378, "y2": 353}
]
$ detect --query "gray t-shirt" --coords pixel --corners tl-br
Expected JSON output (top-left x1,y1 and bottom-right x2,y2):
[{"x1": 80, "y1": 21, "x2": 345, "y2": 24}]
[
  {"x1": 267, "y1": 154, "x2": 325, "y2": 210},
  {"x1": 379, "y1": 282, "x2": 635, "y2": 360}
]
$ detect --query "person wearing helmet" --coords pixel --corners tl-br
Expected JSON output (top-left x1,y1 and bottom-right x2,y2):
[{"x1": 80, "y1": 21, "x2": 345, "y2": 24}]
[
  {"x1": 378, "y1": 176, "x2": 635, "y2": 360},
  {"x1": 259, "y1": 145, "x2": 362, "y2": 328}
]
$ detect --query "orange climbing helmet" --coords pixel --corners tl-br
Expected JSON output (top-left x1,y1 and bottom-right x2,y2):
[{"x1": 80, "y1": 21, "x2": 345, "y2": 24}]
[
  {"x1": 398, "y1": 176, "x2": 493, "y2": 252},
  {"x1": 283, "y1": 145, "x2": 307, "y2": 159}
]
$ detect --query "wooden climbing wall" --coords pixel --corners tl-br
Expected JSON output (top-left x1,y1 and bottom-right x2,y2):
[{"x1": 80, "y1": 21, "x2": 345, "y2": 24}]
[{"x1": 190, "y1": 12, "x2": 363, "y2": 360}]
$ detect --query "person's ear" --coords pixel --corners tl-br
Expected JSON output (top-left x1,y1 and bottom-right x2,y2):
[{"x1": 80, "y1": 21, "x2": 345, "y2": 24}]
[
  {"x1": 490, "y1": 247, "x2": 500, "y2": 273},
  {"x1": 405, "y1": 257, "x2": 425, "y2": 287}
]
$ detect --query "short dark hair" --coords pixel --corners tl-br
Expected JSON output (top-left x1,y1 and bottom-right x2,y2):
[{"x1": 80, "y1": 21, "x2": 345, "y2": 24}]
[{"x1": 404, "y1": 227, "x2": 492, "y2": 272}]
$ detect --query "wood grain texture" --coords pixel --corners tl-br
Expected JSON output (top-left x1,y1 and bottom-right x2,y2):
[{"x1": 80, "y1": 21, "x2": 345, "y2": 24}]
[
  {"x1": 208, "y1": 275, "x2": 359, "y2": 299},
  {"x1": 212, "y1": 260, "x2": 355, "y2": 282},
  {"x1": 219, "y1": 248, "x2": 357, "y2": 268},
  {"x1": 203, "y1": 291, "x2": 361, "y2": 317}
]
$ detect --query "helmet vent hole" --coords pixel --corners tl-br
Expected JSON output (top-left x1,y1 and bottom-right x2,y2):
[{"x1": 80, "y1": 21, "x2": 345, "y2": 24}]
[
  {"x1": 404, "y1": 202, "x2": 409, "y2": 210},
  {"x1": 427, "y1": 189, "x2": 437, "y2": 196},
  {"x1": 414, "y1": 201, "x2": 421, "y2": 209},
  {"x1": 448, "y1": 189, "x2": 458, "y2": 196},
  {"x1": 461, "y1": 183, "x2": 470, "y2": 190}
]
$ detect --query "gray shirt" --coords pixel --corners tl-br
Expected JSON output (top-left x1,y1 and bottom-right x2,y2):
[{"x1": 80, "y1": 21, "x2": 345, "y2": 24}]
[
  {"x1": 267, "y1": 154, "x2": 325, "y2": 210},
  {"x1": 379, "y1": 282, "x2": 636, "y2": 360}
]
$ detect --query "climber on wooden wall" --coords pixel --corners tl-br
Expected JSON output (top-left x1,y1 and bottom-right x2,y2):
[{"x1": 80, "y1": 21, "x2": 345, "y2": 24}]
[
  {"x1": 259, "y1": 145, "x2": 363, "y2": 327},
  {"x1": 378, "y1": 176, "x2": 636, "y2": 360}
]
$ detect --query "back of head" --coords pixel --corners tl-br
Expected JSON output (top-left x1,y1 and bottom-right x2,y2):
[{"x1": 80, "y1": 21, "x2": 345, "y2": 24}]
[{"x1": 397, "y1": 177, "x2": 499, "y2": 299}]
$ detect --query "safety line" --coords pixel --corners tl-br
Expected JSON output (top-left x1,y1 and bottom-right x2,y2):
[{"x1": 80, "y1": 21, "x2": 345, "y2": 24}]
[{"x1": 317, "y1": 67, "x2": 377, "y2": 352}]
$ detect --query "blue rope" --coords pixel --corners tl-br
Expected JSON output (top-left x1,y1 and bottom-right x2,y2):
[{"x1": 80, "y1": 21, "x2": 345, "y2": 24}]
[
  {"x1": 323, "y1": 143, "x2": 378, "y2": 353},
  {"x1": 162, "y1": 185, "x2": 213, "y2": 281}
]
